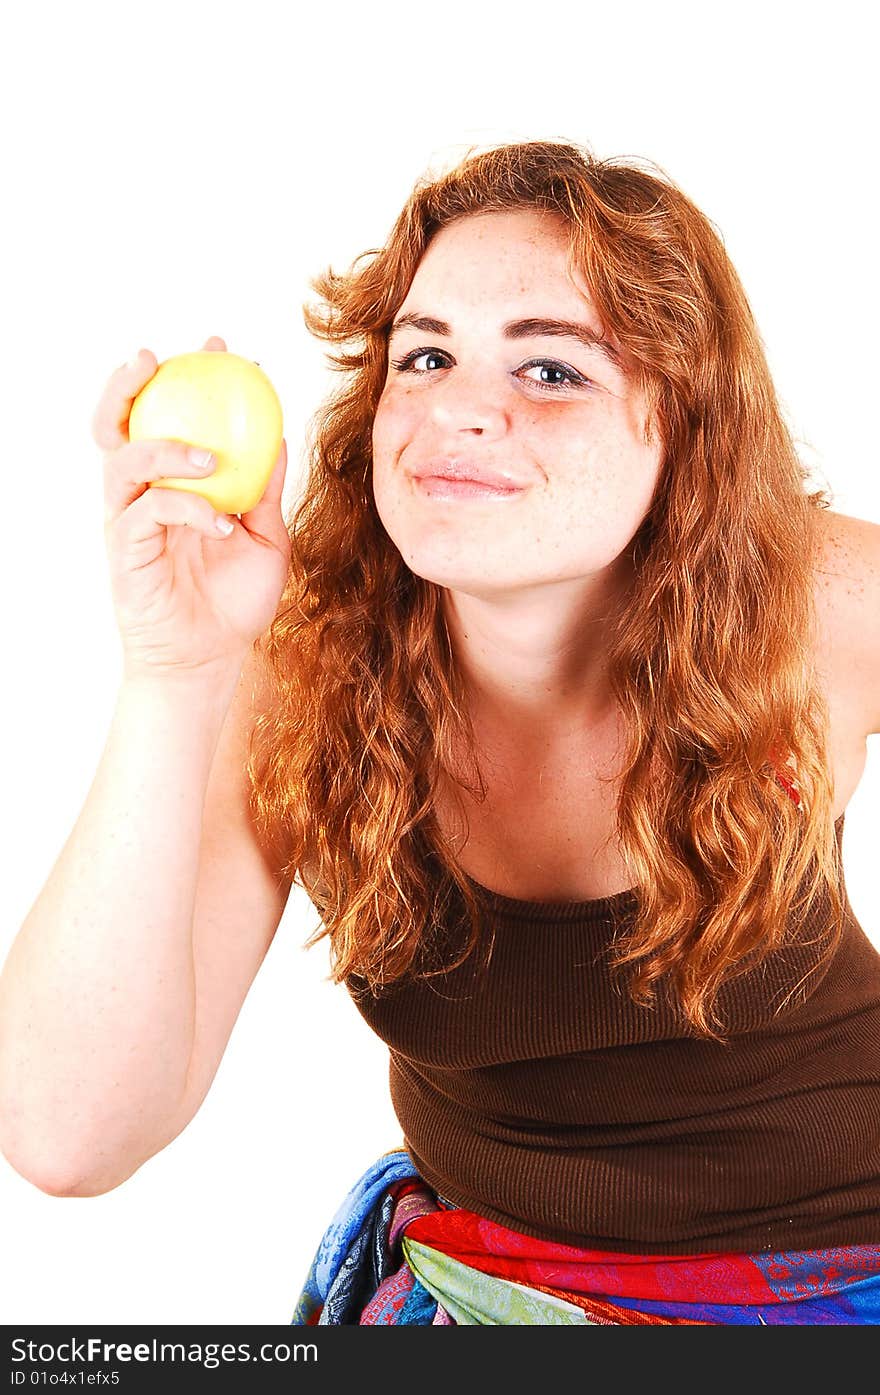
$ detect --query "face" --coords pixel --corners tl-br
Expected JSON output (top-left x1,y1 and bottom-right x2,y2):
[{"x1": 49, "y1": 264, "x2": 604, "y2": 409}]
[{"x1": 371, "y1": 209, "x2": 665, "y2": 602}]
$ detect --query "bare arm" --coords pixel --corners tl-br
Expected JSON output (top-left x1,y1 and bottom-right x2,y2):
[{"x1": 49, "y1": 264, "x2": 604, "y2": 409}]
[
  {"x1": 0, "y1": 336, "x2": 294, "y2": 1196},
  {"x1": 0, "y1": 649, "x2": 292, "y2": 1196}
]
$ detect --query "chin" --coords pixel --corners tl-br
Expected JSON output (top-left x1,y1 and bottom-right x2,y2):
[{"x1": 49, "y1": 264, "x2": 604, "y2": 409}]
[{"x1": 398, "y1": 552, "x2": 520, "y2": 600}]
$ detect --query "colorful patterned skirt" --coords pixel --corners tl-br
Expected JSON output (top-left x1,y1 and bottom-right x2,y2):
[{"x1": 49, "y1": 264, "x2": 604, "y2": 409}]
[{"x1": 291, "y1": 1148, "x2": 880, "y2": 1326}]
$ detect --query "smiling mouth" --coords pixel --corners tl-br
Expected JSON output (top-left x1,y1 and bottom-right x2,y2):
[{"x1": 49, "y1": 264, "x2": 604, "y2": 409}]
[{"x1": 413, "y1": 476, "x2": 525, "y2": 499}]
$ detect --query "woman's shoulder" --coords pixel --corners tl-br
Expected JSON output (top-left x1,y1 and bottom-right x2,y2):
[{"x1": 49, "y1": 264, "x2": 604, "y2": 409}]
[{"x1": 812, "y1": 506, "x2": 880, "y2": 742}]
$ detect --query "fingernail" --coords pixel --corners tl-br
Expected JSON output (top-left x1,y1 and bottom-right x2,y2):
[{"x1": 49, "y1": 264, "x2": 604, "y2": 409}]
[
  {"x1": 127, "y1": 350, "x2": 141, "y2": 370},
  {"x1": 189, "y1": 448, "x2": 215, "y2": 470}
]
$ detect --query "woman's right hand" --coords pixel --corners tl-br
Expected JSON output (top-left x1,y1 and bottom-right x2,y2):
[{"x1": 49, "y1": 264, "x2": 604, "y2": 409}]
[{"x1": 92, "y1": 336, "x2": 292, "y2": 682}]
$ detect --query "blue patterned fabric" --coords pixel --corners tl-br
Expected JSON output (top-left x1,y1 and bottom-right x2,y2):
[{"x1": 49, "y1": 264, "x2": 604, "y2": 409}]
[{"x1": 292, "y1": 1150, "x2": 428, "y2": 1325}]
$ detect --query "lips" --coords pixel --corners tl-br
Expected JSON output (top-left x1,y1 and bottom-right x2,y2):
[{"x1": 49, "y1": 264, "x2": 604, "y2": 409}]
[{"x1": 410, "y1": 458, "x2": 525, "y2": 490}]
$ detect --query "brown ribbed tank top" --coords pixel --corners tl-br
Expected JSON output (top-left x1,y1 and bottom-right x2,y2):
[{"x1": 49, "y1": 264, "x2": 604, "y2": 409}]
[{"x1": 347, "y1": 812, "x2": 880, "y2": 1254}]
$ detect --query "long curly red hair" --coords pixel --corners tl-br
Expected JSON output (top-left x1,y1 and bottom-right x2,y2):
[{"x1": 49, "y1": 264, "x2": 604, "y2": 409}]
[{"x1": 247, "y1": 139, "x2": 846, "y2": 1040}]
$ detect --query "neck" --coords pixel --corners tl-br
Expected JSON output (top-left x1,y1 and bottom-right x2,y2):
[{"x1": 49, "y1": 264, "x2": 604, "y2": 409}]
[{"x1": 441, "y1": 558, "x2": 632, "y2": 737}]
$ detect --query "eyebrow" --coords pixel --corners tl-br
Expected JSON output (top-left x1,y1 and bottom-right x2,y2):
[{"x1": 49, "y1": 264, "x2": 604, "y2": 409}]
[{"x1": 388, "y1": 312, "x2": 624, "y2": 370}]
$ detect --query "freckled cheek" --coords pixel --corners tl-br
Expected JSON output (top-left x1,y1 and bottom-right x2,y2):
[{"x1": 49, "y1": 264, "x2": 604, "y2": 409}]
[
  {"x1": 517, "y1": 416, "x2": 620, "y2": 490},
  {"x1": 371, "y1": 389, "x2": 422, "y2": 464},
  {"x1": 534, "y1": 428, "x2": 659, "y2": 528}
]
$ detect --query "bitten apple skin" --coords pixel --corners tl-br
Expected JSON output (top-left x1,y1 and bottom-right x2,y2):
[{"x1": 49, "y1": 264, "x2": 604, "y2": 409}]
[{"x1": 129, "y1": 350, "x2": 284, "y2": 514}]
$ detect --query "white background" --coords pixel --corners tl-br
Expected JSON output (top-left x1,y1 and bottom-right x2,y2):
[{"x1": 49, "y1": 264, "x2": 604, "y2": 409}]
[{"x1": 1, "y1": 0, "x2": 878, "y2": 1326}]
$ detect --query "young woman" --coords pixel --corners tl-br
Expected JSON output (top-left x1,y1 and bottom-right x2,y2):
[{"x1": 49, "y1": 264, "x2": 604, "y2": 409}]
[{"x1": 2, "y1": 141, "x2": 879, "y2": 1325}]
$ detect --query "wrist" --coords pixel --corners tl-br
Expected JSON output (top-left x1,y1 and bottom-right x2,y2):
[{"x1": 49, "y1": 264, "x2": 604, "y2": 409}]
[
  {"x1": 120, "y1": 653, "x2": 246, "y2": 695},
  {"x1": 118, "y1": 656, "x2": 246, "y2": 721}
]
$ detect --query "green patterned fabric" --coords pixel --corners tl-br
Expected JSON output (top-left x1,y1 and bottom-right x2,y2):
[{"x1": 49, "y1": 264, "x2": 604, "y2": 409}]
[{"x1": 402, "y1": 1236, "x2": 596, "y2": 1325}]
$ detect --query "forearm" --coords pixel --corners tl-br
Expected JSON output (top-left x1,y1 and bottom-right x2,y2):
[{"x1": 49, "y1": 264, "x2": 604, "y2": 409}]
[{"x1": 0, "y1": 663, "x2": 243, "y2": 1193}]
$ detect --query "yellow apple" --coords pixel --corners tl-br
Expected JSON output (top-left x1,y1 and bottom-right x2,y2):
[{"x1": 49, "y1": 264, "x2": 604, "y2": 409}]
[{"x1": 129, "y1": 350, "x2": 284, "y2": 514}]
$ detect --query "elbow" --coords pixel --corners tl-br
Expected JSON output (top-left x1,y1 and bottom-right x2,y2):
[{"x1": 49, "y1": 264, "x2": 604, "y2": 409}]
[
  {"x1": 0, "y1": 1112, "x2": 82, "y2": 1195},
  {"x1": 28, "y1": 1167, "x2": 117, "y2": 1198},
  {"x1": 1, "y1": 1147, "x2": 94, "y2": 1197},
  {"x1": 8, "y1": 1155, "x2": 132, "y2": 1198},
  {"x1": 0, "y1": 1128, "x2": 131, "y2": 1198}
]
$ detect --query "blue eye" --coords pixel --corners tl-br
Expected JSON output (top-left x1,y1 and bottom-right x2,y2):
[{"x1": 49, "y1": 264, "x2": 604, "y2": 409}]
[
  {"x1": 390, "y1": 348, "x2": 450, "y2": 373},
  {"x1": 518, "y1": 360, "x2": 589, "y2": 392},
  {"x1": 388, "y1": 348, "x2": 592, "y2": 392}
]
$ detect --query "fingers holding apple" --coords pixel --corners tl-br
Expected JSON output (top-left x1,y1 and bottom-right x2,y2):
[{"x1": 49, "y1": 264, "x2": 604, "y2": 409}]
[
  {"x1": 235, "y1": 437, "x2": 292, "y2": 553},
  {"x1": 92, "y1": 337, "x2": 223, "y2": 452},
  {"x1": 92, "y1": 348, "x2": 159, "y2": 451}
]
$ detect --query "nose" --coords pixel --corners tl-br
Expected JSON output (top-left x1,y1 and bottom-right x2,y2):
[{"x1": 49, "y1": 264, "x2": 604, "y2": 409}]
[{"x1": 427, "y1": 366, "x2": 509, "y2": 439}]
